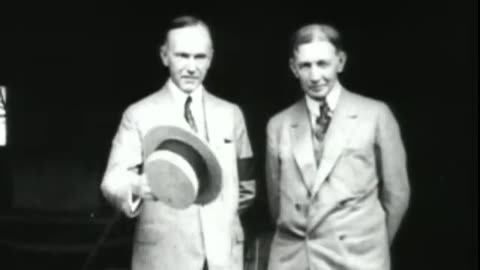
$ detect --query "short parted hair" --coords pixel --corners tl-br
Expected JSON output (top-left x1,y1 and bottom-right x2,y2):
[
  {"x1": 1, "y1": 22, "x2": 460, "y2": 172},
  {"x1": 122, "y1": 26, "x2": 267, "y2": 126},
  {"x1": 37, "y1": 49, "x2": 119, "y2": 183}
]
[
  {"x1": 162, "y1": 15, "x2": 212, "y2": 47},
  {"x1": 290, "y1": 23, "x2": 344, "y2": 57}
]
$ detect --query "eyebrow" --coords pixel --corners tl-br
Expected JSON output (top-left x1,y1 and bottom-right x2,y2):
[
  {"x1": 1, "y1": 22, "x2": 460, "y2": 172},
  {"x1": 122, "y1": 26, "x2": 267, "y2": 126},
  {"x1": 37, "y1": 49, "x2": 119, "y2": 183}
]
[
  {"x1": 173, "y1": 52, "x2": 208, "y2": 58},
  {"x1": 298, "y1": 59, "x2": 329, "y2": 66}
]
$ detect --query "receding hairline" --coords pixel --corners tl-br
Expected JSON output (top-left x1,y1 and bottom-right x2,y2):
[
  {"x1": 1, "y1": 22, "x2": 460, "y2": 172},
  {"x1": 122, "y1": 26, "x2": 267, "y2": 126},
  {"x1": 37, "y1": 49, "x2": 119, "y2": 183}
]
[
  {"x1": 290, "y1": 23, "x2": 344, "y2": 56},
  {"x1": 163, "y1": 16, "x2": 213, "y2": 48}
]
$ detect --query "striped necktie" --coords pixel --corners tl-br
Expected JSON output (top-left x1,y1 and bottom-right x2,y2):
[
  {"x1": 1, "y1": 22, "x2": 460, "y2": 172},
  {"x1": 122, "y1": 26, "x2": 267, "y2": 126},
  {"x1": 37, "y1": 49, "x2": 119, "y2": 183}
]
[
  {"x1": 314, "y1": 98, "x2": 331, "y2": 141},
  {"x1": 312, "y1": 98, "x2": 332, "y2": 167},
  {"x1": 184, "y1": 96, "x2": 198, "y2": 133}
]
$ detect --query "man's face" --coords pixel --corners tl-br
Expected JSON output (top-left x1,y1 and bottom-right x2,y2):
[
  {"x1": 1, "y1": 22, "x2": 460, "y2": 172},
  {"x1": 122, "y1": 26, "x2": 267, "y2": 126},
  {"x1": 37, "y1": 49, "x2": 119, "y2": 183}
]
[
  {"x1": 290, "y1": 40, "x2": 346, "y2": 99},
  {"x1": 161, "y1": 25, "x2": 213, "y2": 94}
]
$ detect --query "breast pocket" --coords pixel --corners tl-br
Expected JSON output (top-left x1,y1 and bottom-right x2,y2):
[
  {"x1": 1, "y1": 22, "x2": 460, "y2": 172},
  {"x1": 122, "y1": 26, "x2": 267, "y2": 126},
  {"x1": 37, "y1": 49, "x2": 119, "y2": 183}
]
[
  {"x1": 212, "y1": 137, "x2": 236, "y2": 172},
  {"x1": 210, "y1": 137, "x2": 237, "y2": 200}
]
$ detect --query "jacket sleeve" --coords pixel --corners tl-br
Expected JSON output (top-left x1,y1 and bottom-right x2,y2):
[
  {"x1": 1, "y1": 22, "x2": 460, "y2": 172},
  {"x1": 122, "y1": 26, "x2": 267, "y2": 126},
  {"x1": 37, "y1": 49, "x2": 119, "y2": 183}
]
[
  {"x1": 100, "y1": 109, "x2": 144, "y2": 218},
  {"x1": 375, "y1": 103, "x2": 410, "y2": 244},
  {"x1": 233, "y1": 105, "x2": 256, "y2": 215},
  {"x1": 265, "y1": 118, "x2": 280, "y2": 223}
]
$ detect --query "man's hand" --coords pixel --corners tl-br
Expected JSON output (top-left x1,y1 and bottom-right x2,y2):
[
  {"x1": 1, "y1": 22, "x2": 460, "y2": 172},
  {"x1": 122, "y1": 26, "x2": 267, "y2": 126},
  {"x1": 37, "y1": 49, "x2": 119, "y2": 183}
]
[
  {"x1": 123, "y1": 171, "x2": 158, "y2": 216},
  {"x1": 131, "y1": 173, "x2": 158, "y2": 201}
]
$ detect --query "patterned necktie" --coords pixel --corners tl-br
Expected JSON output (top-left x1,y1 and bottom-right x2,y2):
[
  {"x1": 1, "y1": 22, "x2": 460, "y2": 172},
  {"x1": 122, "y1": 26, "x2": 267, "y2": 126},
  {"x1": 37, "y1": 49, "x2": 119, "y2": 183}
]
[
  {"x1": 314, "y1": 98, "x2": 331, "y2": 141},
  {"x1": 184, "y1": 96, "x2": 198, "y2": 133}
]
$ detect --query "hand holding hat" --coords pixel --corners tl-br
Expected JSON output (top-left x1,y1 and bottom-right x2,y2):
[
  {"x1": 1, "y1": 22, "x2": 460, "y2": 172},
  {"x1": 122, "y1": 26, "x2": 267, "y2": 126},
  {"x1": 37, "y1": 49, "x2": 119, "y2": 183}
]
[
  {"x1": 124, "y1": 174, "x2": 156, "y2": 215},
  {"x1": 129, "y1": 168, "x2": 158, "y2": 202},
  {"x1": 142, "y1": 126, "x2": 222, "y2": 209}
]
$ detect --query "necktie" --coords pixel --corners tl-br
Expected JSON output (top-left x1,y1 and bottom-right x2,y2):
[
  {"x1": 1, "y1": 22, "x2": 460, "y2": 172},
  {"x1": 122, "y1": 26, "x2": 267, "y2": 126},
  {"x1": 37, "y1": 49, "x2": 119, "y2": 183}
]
[
  {"x1": 312, "y1": 98, "x2": 331, "y2": 168},
  {"x1": 184, "y1": 96, "x2": 198, "y2": 133},
  {"x1": 314, "y1": 98, "x2": 331, "y2": 141}
]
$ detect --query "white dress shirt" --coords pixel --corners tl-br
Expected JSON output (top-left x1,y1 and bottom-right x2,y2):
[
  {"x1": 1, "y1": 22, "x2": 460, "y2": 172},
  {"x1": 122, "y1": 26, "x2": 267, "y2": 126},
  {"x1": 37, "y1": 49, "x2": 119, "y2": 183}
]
[
  {"x1": 305, "y1": 80, "x2": 342, "y2": 128},
  {"x1": 305, "y1": 81, "x2": 342, "y2": 173},
  {"x1": 167, "y1": 79, "x2": 207, "y2": 139}
]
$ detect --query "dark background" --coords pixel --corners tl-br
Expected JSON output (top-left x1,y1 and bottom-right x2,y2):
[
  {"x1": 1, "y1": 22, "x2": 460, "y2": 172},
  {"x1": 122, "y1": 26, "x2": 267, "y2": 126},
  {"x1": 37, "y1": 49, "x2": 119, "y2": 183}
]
[{"x1": 0, "y1": 1, "x2": 477, "y2": 269}]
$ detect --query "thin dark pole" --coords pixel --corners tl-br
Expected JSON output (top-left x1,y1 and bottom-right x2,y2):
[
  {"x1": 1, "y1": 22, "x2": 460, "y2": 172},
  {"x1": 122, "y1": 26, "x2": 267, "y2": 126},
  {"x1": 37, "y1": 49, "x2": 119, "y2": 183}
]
[{"x1": 80, "y1": 210, "x2": 123, "y2": 270}]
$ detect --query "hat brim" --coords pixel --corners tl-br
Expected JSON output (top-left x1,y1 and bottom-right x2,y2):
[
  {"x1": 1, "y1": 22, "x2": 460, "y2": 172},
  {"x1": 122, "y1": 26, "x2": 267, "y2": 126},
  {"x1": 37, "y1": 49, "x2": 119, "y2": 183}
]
[{"x1": 143, "y1": 125, "x2": 222, "y2": 205}]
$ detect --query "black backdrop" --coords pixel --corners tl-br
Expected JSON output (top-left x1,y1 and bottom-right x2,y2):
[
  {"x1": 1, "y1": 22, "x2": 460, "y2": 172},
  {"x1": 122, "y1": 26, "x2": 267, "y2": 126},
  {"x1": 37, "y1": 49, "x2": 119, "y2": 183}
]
[{"x1": 0, "y1": 1, "x2": 477, "y2": 269}]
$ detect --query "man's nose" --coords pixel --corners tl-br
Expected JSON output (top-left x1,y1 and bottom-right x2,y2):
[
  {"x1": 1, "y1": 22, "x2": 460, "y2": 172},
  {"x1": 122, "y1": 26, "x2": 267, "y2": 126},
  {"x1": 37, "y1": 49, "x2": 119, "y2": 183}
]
[
  {"x1": 185, "y1": 58, "x2": 197, "y2": 73},
  {"x1": 309, "y1": 66, "x2": 322, "y2": 82}
]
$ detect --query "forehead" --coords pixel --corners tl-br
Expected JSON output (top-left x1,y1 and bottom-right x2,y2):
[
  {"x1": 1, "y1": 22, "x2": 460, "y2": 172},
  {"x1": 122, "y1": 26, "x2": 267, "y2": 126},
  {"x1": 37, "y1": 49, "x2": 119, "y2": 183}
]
[
  {"x1": 166, "y1": 25, "x2": 212, "y2": 52},
  {"x1": 293, "y1": 40, "x2": 338, "y2": 62}
]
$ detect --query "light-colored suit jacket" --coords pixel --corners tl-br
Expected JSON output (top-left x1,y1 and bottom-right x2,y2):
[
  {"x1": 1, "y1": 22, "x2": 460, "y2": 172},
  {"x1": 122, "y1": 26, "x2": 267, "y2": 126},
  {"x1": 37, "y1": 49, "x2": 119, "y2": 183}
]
[
  {"x1": 101, "y1": 83, "x2": 255, "y2": 270},
  {"x1": 266, "y1": 89, "x2": 410, "y2": 270}
]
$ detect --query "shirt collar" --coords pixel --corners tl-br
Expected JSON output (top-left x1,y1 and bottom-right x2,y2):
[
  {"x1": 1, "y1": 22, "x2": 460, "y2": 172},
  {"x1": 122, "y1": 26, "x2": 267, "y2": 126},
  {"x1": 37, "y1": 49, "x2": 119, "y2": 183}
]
[
  {"x1": 305, "y1": 80, "x2": 342, "y2": 116},
  {"x1": 167, "y1": 79, "x2": 204, "y2": 105}
]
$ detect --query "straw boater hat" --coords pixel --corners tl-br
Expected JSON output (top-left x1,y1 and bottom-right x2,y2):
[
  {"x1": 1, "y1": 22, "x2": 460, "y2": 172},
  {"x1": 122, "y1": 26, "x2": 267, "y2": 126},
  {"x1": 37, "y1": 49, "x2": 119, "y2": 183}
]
[{"x1": 142, "y1": 126, "x2": 222, "y2": 209}]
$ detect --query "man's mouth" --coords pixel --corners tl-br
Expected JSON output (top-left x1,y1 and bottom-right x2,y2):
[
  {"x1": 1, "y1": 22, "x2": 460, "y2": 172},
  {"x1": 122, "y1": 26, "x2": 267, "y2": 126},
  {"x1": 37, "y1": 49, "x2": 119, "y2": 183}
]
[{"x1": 309, "y1": 85, "x2": 326, "y2": 91}]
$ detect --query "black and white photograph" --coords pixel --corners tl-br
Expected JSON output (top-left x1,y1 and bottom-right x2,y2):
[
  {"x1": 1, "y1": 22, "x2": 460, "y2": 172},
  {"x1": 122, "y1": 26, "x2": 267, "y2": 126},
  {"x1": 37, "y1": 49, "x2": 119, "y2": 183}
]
[{"x1": 0, "y1": 1, "x2": 476, "y2": 270}]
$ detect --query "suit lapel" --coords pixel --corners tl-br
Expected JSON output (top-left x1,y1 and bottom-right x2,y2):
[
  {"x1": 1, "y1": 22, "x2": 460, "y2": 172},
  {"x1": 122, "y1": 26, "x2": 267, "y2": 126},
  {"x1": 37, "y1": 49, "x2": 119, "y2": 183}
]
[
  {"x1": 202, "y1": 90, "x2": 221, "y2": 143},
  {"x1": 156, "y1": 83, "x2": 193, "y2": 131},
  {"x1": 291, "y1": 99, "x2": 317, "y2": 190},
  {"x1": 310, "y1": 90, "x2": 360, "y2": 197}
]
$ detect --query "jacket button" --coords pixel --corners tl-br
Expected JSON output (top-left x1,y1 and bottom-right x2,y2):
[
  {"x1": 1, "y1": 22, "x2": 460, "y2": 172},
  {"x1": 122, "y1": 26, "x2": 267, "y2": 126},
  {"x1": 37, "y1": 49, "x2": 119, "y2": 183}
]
[
  {"x1": 295, "y1": 204, "x2": 301, "y2": 211},
  {"x1": 339, "y1": 234, "x2": 346, "y2": 241}
]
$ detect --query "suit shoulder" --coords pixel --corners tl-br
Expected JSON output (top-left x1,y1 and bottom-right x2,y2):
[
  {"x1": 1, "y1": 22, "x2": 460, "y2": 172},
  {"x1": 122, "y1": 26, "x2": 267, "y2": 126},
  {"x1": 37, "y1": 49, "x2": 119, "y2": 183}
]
[
  {"x1": 267, "y1": 100, "x2": 302, "y2": 131},
  {"x1": 206, "y1": 92, "x2": 245, "y2": 118},
  {"x1": 123, "y1": 89, "x2": 164, "y2": 117},
  {"x1": 207, "y1": 92, "x2": 238, "y2": 108},
  {"x1": 346, "y1": 90, "x2": 391, "y2": 112}
]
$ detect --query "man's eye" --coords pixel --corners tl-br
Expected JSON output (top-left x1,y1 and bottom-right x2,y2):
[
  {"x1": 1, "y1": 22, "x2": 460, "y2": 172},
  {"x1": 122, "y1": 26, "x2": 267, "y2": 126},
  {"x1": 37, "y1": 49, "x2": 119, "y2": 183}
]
[
  {"x1": 316, "y1": 61, "x2": 329, "y2": 67},
  {"x1": 175, "y1": 53, "x2": 189, "y2": 58},
  {"x1": 299, "y1": 63, "x2": 310, "y2": 69},
  {"x1": 195, "y1": 54, "x2": 207, "y2": 60}
]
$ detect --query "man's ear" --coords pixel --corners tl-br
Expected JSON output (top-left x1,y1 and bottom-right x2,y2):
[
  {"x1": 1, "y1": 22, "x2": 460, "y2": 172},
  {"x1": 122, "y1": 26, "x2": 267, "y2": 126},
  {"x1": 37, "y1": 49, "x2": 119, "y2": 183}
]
[
  {"x1": 160, "y1": 44, "x2": 169, "y2": 66},
  {"x1": 289, "y1": 57, "x2": 299, "y2": 78},
  {"x1": 337, "y1": 51, "x2": 347, "y2": 73},
  {"x1": 207, "y1": 48, "x2": 214, "y2": 67}
]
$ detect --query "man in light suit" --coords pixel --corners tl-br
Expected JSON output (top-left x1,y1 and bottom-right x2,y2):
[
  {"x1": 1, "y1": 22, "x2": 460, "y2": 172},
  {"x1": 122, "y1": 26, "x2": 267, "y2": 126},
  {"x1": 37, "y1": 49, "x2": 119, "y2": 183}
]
[
  {"x1": 101, "y1": 16, "x2": 256, "y2": 270},
  {"x1": 265, "y1": 24, "x2": 410, "y2": 270}
]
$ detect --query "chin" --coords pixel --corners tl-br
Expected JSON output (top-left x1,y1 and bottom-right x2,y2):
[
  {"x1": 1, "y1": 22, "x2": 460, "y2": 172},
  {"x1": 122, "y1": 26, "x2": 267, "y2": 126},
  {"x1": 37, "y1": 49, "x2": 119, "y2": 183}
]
[
  {"x1": 310, "y1": 88, "x2": 330, "y2": 97},
  {"x1": 180, "y1": 88, "x2": 194, "y2": 94},
  {"x1": 307, "y1": 92, "x2": 325, "y2": 99},
  {"x1": 179, "y1": 85, "x2": 195, "y2": 93},
  {"x1": 181, "y1": 83, "x2": 200, "y2": 92}
]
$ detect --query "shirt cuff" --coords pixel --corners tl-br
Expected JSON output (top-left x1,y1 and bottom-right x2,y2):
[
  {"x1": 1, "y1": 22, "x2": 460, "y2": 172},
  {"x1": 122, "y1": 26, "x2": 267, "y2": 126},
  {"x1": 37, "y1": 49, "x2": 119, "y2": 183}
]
[{"x1": 128, "y1": 189, "x2": 143, "y2": 214}]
